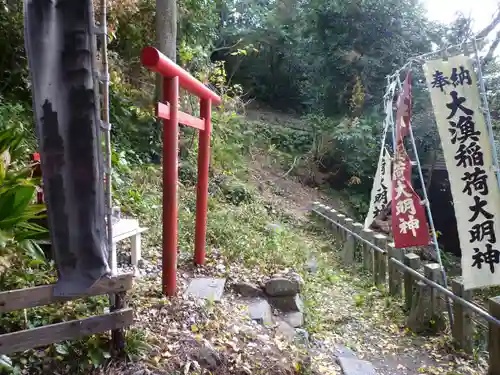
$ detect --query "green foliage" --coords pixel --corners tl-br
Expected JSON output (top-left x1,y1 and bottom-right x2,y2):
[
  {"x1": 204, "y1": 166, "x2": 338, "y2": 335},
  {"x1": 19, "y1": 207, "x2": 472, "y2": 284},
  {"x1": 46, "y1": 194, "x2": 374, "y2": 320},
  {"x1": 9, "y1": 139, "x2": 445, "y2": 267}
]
[
  {"x1": 0, "y1": 1, "x2": 494, "y2": 372},
  {"x1": 210, "y1": 112, "x2": 249, "y2": 173},
  {"x1": 323, "y1": 115, "x2": 382, "y2": 186},
  {"x1": 217, "y1": 174, "x2": 255, "y2": 205},
  {"x1": 257, "y1": 125, "x2": 313, "y2": 155},
  {"x1": 123, "y1": 328, "x2": 152, "y2": 361},
  {"x1": 109, "y1": 84, "x2": 159, "y2": 163},
  {"x1": 0, "y1": 125, "x2": 48, "y2": 273},
  {"x1": 109, "y1": 0, "x2": 218, "y2": 69},
  {"x1": 0, "y1": 1, "x2": 30, "y2": 103},
  {"x1": 248, "y1": 112, "x2": 382, "y2": 216},
  {"x1": 218, "y1": 0, "x2": 436, "y2": 113},
  {"x1": 0, "y1": 103, "x2": 35, "y2": 152}
]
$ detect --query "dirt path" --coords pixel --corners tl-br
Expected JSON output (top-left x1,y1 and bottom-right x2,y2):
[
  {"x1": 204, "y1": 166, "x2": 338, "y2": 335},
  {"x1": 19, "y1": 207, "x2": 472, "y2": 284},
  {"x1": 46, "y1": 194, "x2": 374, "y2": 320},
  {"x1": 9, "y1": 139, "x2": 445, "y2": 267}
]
[
  {"x1": 308, "y1": 271, "x2": 485, "y2": 375},
  {"x1": 248, "y1": 159, "x2": 487, "y2": 375},
  {"x1": 248, "y1": 154, "x2": 352, "y2": 220},
  {"x1": 112, "y1": 158, "x2": 486, "y2": 375}
]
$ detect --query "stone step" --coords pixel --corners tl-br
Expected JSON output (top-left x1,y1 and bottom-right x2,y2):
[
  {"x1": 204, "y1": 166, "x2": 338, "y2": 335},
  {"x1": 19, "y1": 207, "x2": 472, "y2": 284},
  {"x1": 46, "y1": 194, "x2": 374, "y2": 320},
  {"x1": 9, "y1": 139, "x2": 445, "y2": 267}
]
[
  {"x1": 185, "y1": 277, "x2": 226, "y2": 301},
  {"x1": 334, "y1": 344, "x2": 377, "y2": 375},
  {"x1": 338, "y1": 357, "x2": 376, "y2": 375},
  {"x1": 248, "y1": 299, "x2": 274, "y2": 326}
]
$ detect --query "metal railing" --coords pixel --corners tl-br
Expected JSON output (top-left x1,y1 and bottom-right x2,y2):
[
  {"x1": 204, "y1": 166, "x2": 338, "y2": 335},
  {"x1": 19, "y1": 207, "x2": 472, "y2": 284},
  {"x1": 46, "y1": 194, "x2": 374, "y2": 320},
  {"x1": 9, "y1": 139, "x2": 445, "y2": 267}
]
[
  {"x1": 311, "y1": 206, "x2": 500, "y2": 327},
  {"x1": 311, "y1": 202, "x2": 500, "y2": 371}
]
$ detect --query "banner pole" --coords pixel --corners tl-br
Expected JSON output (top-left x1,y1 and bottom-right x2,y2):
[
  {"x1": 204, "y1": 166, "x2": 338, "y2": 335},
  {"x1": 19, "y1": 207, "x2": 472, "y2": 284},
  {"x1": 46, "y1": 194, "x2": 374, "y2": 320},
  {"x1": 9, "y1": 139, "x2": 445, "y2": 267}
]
[
  {"x1": 406, "y1": 113, "x2": 455, "y2": 328},
  {"x1": 472, "y1": 37, "x2": 500, "y2": 188},
  {"x1": 386, "y1": 78, "x2": 397, "y2": 153}
]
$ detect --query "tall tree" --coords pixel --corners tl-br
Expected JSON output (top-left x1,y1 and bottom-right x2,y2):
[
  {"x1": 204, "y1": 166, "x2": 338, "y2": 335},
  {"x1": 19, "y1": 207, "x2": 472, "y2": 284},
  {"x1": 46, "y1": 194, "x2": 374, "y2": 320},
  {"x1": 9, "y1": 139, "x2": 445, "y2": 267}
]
[
  {"x1": 155, "y1": 0, "x2": 177, "y2": 102},
  {"x1": 156, "y1": 0, "x2": 177, "y2": 61}
]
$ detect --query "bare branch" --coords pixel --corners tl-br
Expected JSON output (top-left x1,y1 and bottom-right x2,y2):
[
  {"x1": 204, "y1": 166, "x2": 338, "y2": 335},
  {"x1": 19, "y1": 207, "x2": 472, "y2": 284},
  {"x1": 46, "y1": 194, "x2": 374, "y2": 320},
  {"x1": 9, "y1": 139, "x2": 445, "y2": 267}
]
[
  {"x1": 211, "y1": 39, "x2": 244, "y2": 54},
  {"x1": 483, "y1": 30, "x2": 500, "y2": 67},
  {"x1": 476, "y1": 6, "x2": 500, "y2": 40}
]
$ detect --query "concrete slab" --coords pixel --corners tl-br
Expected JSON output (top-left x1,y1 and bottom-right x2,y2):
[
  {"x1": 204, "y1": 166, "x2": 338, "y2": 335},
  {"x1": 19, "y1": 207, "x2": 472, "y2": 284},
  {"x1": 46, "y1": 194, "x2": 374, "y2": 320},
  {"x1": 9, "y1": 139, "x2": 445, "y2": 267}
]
[
  {"x1": 334, "y1": 344, "x2": 357, "y2": 359},
  {"x1": 248, "y1": 299, "x2": 274, "y2": 326},
  {"x1": 276, "y1": 320, "x2": 295, "y2": 341},
  {"x1": 283, "y1": 311, "x2": 304, "y2": 327},
  {"x1": 338, "y1": 357, "x2": 376, "y2": 375},
  {"x1": 185, "y1": 278, "x2": 226, "y2": 301}
]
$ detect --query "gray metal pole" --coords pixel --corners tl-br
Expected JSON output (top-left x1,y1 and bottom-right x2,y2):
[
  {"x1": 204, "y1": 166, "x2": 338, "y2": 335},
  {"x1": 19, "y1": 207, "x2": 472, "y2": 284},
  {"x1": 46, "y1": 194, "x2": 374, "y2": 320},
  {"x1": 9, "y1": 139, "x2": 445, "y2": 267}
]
[
  {"x1": 392, "y1": 73, "x2": 454, "y2": 327},
  {"x1": 87, "y1": 0, "x2": 112, "y2": 268},
  {"x1": 472, "y1": 37, "x2": 500, "y2": 188},
  {"x1": 407, "y1": 114, "x2": 455, "y2": 328},
  {"x1": 99, "y1": 0, "x2": 114, "y2": 274}
]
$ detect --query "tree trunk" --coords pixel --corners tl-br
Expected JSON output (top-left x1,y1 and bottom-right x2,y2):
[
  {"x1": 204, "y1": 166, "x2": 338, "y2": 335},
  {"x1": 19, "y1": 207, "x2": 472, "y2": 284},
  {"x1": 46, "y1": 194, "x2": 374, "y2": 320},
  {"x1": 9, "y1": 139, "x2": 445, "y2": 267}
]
[
  {"x1": 155, "y1": 0, "x2": 177, "y2": 100},
  {"x1": 156, "y1": 0, "x2": 177, "y2": 61}
]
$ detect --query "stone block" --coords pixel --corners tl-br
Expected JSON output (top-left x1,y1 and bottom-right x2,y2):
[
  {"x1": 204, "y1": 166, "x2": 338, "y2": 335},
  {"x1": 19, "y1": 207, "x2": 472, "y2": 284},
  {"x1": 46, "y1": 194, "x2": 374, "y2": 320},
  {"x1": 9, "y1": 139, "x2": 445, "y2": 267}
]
[
  {"x1": 185, "y1": 278, "x2": 226, "y2": 301},
  {"x1": 333, "y1": 344, "x2": 357, "y2": 359},
  {"x1": 233, "y1": 282, "x2": 264, "y2": 298},
  {"x1": 268, "y1": 294, "x2": 303, "y2": 312},
  {"x1": 283, "y1": 311, "x2": 304, "y2": 327},
  {"x1": 248, "y1": 299, "x2": 274, "y2": 326},
  {"x1": 276, "y1": 320, "x2": 295, "y2": 341},
  {"x1": 406, "y1": 281, "x2": 446, "y2": 334},
  {"x1": 264, "y1": 277, "x2": 300, "y2": 296},
  {"x1": 338, "y1": 357, "x2": 376, "y2": 375}
]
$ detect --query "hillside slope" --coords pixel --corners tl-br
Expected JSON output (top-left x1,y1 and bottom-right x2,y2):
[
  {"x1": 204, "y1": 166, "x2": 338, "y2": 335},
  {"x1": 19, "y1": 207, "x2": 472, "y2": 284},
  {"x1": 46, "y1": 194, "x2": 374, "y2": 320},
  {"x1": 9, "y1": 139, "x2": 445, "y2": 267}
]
[{"x1": 106, "y1": 112, "x2": 486, "y2": 375}]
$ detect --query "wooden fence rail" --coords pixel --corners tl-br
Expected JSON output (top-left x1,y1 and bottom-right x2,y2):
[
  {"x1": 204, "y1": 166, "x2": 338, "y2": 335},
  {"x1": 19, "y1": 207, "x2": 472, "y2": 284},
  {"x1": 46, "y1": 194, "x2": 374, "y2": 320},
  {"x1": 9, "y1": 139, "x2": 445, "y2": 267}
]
[
  {"x1": 311, "y1": 202, "x2": 500, "y2": 375},
  {"x1": 0, "y1": 274, "x2": 134, "y2": 356}
]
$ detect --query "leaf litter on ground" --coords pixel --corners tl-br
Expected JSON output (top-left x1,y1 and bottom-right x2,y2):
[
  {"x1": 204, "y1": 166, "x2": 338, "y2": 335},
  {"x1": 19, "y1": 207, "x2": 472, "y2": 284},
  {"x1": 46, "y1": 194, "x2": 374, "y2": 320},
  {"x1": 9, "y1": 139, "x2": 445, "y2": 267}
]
[{"x1": 106, "y1": 162, "x2": 487, "y2": 375}]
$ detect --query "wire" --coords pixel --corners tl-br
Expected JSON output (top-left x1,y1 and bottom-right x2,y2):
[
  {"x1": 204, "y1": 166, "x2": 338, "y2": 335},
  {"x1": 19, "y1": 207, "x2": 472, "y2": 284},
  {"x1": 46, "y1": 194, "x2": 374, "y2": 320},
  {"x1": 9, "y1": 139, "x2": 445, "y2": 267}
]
[{"x1": 386, "y1": 36, "x2": 489, "y2": 81}]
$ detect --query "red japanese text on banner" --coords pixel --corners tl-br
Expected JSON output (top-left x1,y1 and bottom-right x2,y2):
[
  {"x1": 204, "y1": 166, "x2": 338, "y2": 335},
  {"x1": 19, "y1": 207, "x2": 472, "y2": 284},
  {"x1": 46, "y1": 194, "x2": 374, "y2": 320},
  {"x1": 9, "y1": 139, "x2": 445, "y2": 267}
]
[
  {"x1": 391, "y1": 148, "x2": 430, "y2": 248},
  {"x1": 391, "y1": 71, "x2": 430, "y2": 248}
]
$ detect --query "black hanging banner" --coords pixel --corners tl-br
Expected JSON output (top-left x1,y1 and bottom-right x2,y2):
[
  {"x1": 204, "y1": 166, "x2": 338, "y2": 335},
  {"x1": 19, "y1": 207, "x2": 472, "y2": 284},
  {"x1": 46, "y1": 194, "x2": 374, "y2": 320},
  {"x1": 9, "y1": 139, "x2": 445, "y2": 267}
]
[{"x1": 24, "y1": 0, "x2": 109, "y2": 296}]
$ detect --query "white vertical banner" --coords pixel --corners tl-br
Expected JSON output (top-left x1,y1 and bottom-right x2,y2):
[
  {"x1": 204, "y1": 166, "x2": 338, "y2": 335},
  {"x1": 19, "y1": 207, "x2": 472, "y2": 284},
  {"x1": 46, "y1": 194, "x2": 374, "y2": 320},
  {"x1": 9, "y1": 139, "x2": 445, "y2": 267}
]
[
  {"x1": 364, "y1": 147, "x2": 392, "y2": 229},
  {"x1": 424, "y1": 55, "x2": 500, "y2": 290}
]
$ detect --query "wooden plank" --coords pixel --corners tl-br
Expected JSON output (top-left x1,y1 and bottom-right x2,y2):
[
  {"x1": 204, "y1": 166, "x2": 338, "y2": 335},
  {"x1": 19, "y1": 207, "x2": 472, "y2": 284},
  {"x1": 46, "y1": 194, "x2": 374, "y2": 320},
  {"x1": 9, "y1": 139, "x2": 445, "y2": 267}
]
[
  {"x1": 0, "y1": 274, "x2": 133, "y2": 313},
  {"x1": 373, "y1": 234, "x2": 387, "y2": 287},
  {"x1": 0, "y1": 308, "x2": 133, "y2": 354},
  {"x1": 404, "y1": 253, "x2": 421, "y2": 311},
  {"x1": 156, "y1": 102, "x2": 205, "y2": 130},
  {"x1": 112, "y1": 218, "x2": 139, "y2": 237},
  {"x1": 111, "y1": 292, "x2": 127, "y2": 352},
  {"x1": 387, "y1": 244, "x2": 404, "y2": 297},
  {"x1": 452, "y1": 277, "x2": 473, "y2": 354},
  {"x1": 113, "y1": 227, "x2": 148, "y2": 243}
]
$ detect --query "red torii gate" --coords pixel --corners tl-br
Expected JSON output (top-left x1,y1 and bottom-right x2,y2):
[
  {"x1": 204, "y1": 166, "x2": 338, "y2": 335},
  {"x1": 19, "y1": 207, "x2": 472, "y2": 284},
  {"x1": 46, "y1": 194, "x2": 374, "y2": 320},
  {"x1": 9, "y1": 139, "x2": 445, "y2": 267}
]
[{"x1": 141, "y1": 47, "x2": 222, "y2": 296}]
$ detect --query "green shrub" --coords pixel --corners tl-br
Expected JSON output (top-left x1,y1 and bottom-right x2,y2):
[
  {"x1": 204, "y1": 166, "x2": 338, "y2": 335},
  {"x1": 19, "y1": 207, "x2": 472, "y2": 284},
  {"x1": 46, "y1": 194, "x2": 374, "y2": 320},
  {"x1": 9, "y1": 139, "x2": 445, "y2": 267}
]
[
  {"x1": 0, "y1": 126, "x2": 49, "y2": 273},
  {"x1": 218, "y1": 176, "x2": 254, "y2": 205}
]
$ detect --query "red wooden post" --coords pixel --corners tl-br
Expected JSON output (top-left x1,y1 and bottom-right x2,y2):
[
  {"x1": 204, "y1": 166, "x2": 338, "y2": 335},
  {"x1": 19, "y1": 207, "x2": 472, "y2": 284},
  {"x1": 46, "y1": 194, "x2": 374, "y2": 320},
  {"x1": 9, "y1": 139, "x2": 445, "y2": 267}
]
[
  {"x1": 141, "y1": 46, "x2": 221, "y2": 296},
  {"x1": 195, "y1": 98, "x2": 212, "y2": 265},
  {"x1": 163, "y1": 76, "x2": 179, "y2": 296}
]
